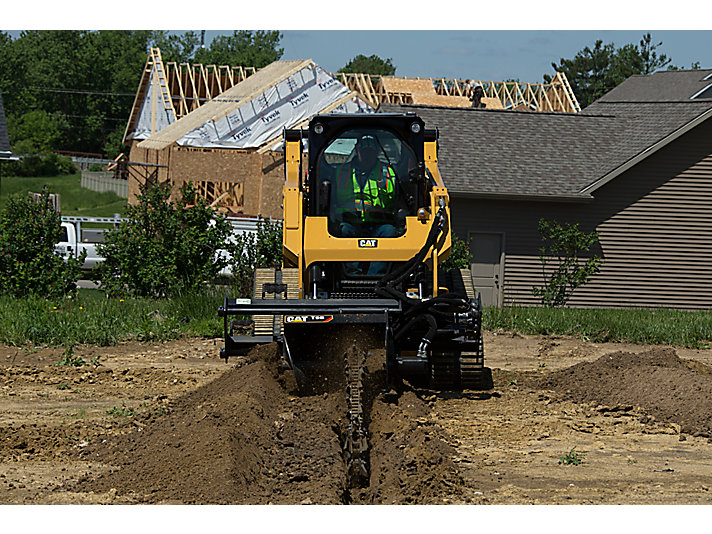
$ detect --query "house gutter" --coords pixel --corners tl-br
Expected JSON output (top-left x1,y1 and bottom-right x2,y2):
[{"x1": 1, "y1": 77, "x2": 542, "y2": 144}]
[{"x1": 450, "y1": 190, "x2": 593, "y2": 203}]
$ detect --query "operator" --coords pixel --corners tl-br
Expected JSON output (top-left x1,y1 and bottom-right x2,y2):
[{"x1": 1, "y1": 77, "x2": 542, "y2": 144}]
[{"x1": 335, "y1": 134, "x2": 397, "y2": 275}]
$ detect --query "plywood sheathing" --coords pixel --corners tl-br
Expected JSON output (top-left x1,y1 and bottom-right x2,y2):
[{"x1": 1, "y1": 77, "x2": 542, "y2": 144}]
[
  {"x1": 410, "y1": 94, "x2": 472, "y2": 107},
  {"x1": 137, "y1": 60, "x2": 314, "y2": 151},
  {"x1": 127, "y1": 142, "x2": 172, "y2": 204},
  {"x1": 481, "y1": 97, "x2": 504, "y2": 109},
  {"x1": 380, "y1": 77, "x2": 436, "y2": 96},
  {"x1": 169, "y1": 148, "x2": 284, "y2": 218}
]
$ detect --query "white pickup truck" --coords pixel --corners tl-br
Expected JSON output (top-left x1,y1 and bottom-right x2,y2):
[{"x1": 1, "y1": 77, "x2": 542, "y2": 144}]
[
  {"x1": 54, "y1": 215, "x2": 271, "y2": 273},
  {"x1": 55, "y1": 216, "x2": 124, "y2": 270}
]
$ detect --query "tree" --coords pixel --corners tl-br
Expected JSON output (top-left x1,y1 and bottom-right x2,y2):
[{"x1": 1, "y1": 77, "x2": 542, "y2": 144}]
[
  {"x1": 338, "y1": 54, "x2": 396, "y2": 76},
  {"x1": 531, "y1": 219, "x2": 603, "y2": 307},
  {"x1": 667, "y1": 61, "x2": 702, "y2": 71},
  {"x1": 440, "y1": 234, "x2": 472, "y2": 272},
  {"x1": 224, "y1": 218, "x2": 282, "y2": 298},
  {"x1": 639, "y1": 33, "x2": 671, "y2": 74},
  {"x1": 0, "y1": 189, "x2": 84, "y2": 298},
  {"x1": 194, "y1": 30, "x2": 283, "y2": 68},
  {"x1": 149, "y1": 31, "x2": 201, "y2": 64},
  {"x1": 98, "y1": 182, "x2": 232, "y2": 298},
  {"x1": 545, "y1": 34, "x2": 674, "y2": 108}
]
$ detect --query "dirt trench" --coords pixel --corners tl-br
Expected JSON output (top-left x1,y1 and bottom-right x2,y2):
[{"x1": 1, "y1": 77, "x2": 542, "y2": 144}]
[{"x1": 73, "y1": 342, "x2": 461, "y2": 504}]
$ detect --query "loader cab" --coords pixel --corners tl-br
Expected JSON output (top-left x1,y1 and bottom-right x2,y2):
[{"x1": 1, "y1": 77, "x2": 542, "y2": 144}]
[{"x1": 307, "y1": 114, "x2": 429, "y2": 240}]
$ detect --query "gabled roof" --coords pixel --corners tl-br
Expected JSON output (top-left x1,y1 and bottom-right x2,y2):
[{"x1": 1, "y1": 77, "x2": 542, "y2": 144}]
[
  {"x1": 0, "y1": 93, "x2": 18, "y2": 160},
  {"x1": 597, "y1": 69, "x2": 712, "y2": 102},
  {"x1": 137, "y1": 59, "x2": 371, "y2": 152},
  {"x1": 380, "y1": 97, "x2": 712, "y2": 198}
]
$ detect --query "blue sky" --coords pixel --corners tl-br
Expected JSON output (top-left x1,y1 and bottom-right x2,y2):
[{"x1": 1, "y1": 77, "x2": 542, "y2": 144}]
[
  {"x1": 277, "y1": 30, "x2": 711, "y2": 82},
  {"x1": 5, "y1": 2, "x2": 712, "y2": 84}
]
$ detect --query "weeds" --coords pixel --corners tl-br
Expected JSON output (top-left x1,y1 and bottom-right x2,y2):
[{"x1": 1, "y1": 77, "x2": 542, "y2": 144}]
[
  {"x1": 56, "y1": 382, "x2": 70, "y2": 390},
  {"x1": 106, "y1": 402, "x2": 136, "y2": 417},
  {"x1": 559, "y1": 447, "x2": 585, "y2": 466},
  {"x1": 54, "y1": 346, "x2": 86, "y2": 367}
]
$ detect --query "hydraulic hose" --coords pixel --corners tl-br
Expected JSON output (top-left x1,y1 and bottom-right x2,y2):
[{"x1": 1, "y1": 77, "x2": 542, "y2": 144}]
[{"x1": 378, "y1": 205, "x2": 447, "y2": 289}]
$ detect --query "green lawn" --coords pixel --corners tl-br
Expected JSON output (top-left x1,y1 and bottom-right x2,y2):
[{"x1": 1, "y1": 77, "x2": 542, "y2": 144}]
[{"x1": 0, "y1": 173, "x2": 127, "y2": 218}]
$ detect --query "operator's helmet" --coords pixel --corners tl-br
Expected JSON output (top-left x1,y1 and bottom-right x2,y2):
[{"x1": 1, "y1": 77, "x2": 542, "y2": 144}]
[{"x1": 357, "y1": 135, "x2": 379, "y2": 151}]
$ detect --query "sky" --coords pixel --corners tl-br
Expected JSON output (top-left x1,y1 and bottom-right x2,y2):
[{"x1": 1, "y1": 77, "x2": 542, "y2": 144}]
[{"x1": 4, "y1": 2, "x2": 712, "y2": 84}]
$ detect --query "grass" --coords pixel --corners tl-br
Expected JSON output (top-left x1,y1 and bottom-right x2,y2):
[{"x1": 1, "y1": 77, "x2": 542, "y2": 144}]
[
  {"x1": 0, "y1": 288, "x2": 226, "y2": 347},
  {"x1": 485, "y1": 305, "x2": 712, "y2": 348},
  {"x1": 0, "y1": 173, "x2": 127, "y2": 219},
  {"x1": 0, "y1": 290, "x2": 710, "y2": 349}
]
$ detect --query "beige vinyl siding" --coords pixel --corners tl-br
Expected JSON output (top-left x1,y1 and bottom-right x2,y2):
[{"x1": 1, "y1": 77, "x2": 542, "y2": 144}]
[{"x1": 451, "y1": 118, "x2": 712, "y2": 309}]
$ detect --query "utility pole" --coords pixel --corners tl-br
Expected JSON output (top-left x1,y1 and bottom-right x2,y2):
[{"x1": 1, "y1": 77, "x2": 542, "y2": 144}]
[{"x1": 201, "y1": 30, "x2": 206, "y2": 49}]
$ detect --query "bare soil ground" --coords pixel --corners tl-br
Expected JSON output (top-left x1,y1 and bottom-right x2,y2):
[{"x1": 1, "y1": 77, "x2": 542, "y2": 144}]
[{"x1": 2, "y1": 331, "x2": 712, "y2": 504}]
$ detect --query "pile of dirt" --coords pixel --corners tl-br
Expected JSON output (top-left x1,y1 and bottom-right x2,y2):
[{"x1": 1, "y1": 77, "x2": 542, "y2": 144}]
[
  {"x1": 540, "y1": 348, "x2": 712, "y2": 437},
  {"x1": 77, "y1": 344, "x2": 347, "y2": 504}
]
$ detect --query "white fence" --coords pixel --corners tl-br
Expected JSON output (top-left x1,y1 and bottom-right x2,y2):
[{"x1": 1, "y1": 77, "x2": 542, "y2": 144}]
[{"x1": 81, "y1": 171, "x2": 128, "y2": 198}]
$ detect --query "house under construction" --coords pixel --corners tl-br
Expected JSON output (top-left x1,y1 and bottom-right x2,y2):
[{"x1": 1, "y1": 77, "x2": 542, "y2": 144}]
[
  {"x1": 123, "y1": 50, "x2": 371, "y2": 217},
  {"x1": 122, "y1": 48, "x2": 581, "y2": 216}
]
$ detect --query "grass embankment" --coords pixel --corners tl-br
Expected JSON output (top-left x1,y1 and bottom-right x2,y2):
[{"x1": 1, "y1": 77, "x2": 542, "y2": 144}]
[
  {"x1": 485, "y1": 306, "x2": 712, "y2": 348},
  {"x1": 0, "y1": 173, "x2": 127, "y2": 218},
  {"x1": 0, "y1": 289, "x2": 225, "y2": 347}
]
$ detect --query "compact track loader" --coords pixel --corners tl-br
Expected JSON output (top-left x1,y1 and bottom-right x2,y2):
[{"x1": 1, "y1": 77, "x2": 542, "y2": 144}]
[{"x1": 218, "y1": 113, "x2": 486, "y2": 483}]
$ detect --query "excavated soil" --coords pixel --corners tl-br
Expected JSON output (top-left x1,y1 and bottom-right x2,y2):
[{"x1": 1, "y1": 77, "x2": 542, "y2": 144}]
[
  {"x1": 3, "y1": 332, "x2": 712, "y2": 504},
  {"x1": 537, "y1": 348, "x2": 712, "y2": 438}
]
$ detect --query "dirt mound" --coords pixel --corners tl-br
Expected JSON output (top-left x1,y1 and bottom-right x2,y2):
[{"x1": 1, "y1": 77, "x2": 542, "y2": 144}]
[
  {"x1": 540, "y1": 348, "x2": 712, "y2": 437},
  {"x1": 75, "y1": 339, "x2": 463, "y2": 504},
  {"x1": 77, "y1": 344, "x2": 347, "y2": 504}
]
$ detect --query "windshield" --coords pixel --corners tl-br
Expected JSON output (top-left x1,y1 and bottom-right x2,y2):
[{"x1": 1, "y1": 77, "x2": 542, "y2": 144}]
[{"x1": 317, "y1": 128, "x2": 418, "y2": 238}]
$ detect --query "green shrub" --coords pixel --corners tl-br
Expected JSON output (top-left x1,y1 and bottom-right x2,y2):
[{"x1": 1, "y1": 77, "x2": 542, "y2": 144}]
[
  {"x1": 225, "y1": 217, "x2": 282, "y2": 297},
  {"x1": 98, "y1": 181, "x2": 231, "y2": 298},
  {"x1": 532, "y1": 219, "x2": 602, "y2": 307},
  {"x1": 0, "y1": 189, "x2": 84, "y2": 298},
  {"x1": 441, "y1": 233, "x2": 472, "y2": 272},
  {"x1": 4, "y1": 150, "x2": 77, "y2": 177}
]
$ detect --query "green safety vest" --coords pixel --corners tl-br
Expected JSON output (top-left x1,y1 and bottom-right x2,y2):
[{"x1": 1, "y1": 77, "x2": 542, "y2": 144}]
[{"x1": 335, "y1": 163, "x2": 396, "y2": 223}]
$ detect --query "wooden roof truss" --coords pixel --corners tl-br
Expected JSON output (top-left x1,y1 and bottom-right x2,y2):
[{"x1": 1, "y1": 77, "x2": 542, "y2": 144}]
[
  {"x1": 334, "y1": 71, "x2": 581, "y2": 113},
  {"x1": 164, "y1": 63, "x2": 257, "y2": 118}
]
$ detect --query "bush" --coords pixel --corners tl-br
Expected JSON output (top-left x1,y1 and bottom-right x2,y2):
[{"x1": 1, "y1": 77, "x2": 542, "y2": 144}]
[
  {"x1": 225, "y1": 217, "x2": 282, "y2": 297},
  {"x1": 532, "y1": 219, "x2": 603, "y2": 307},
  {"x1": 98, "y1": 181, "x2": 232, "y2": 298},
  {"x1": 0, "y1": 189, "x2": 84, "y2": 298},
  {"x1": 441, "y1": 233, "x2": 472, "y2": 272},
  {"x1": 3, "y1": 150, "x2": 77, "y2": 177}
]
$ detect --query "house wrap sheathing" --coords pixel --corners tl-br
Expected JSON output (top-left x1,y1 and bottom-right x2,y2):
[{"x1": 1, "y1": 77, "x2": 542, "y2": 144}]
[{"x1": 128, "y1": 58, "x2": 371, "y2": 217}]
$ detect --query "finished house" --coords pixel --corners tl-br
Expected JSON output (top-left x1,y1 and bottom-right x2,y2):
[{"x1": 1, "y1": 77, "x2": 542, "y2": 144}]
[{"x1": 382, "y1": 69, "x2": 712, "y2": 309}]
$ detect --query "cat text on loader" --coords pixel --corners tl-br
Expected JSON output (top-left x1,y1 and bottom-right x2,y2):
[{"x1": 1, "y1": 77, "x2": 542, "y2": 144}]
[{"x1": 218, "y1": 113, "x2": 487, "y2": 484}]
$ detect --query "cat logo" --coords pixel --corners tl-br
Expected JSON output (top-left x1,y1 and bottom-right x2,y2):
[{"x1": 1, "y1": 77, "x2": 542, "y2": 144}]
[
  {"x1": 284, "y1": 315, "x2": 333, "y2": 324},
  {"x1": 358, "y1": 239, "x2": 378, "y2": 248}
]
